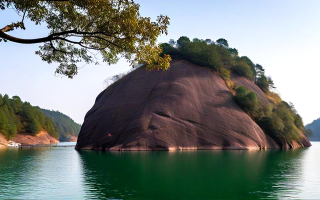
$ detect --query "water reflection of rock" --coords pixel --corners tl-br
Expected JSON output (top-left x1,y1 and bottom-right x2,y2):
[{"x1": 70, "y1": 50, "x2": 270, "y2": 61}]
[{"x1": 78, "y1": 149, "x2": 305, "y2": 199}]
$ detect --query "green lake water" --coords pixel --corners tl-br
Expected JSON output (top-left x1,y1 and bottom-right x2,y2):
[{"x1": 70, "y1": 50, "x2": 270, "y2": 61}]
[{"x1": 1, "y1": 142, "x2": 320, "y2": 200}]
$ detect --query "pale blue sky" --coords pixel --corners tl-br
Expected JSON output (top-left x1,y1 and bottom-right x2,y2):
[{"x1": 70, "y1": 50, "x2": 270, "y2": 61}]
[{"x1": 1, "y1": 0, "x2": 320, "y2": 124}]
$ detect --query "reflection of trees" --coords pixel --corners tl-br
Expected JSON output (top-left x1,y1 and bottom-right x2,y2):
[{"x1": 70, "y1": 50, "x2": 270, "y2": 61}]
[{"x1": 78, "y1": 149, "x2": 305, "y2": 199}]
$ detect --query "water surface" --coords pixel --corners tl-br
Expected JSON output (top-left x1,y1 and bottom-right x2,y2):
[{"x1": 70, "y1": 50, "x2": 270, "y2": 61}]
[{"x1": 1, "y1": 142, "x2": 320, "y2": 199}]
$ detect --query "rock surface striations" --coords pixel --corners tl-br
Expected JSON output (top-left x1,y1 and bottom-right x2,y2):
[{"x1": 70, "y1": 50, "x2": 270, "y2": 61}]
[{"x1": 76, "y1": 60, "x2": 311, "y2": 150}]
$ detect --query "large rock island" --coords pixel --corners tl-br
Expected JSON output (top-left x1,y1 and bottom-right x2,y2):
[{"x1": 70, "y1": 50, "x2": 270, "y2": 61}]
[{"x1": 76, "y1": 59, "x2": 311, "y2": 150}]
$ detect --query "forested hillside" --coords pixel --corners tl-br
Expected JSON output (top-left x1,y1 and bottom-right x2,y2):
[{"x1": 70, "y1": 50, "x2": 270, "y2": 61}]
[
  {"x1": 160, "y1": 37, "x2": 306, "y2": 143},
  {"x1": 0, "y1": 94, "x2": 81, "y2": 141},
  {"x1": 41, "y1": 109, "x2": 81, "y2": 141},
  {"x1": 0, "y1": 94, "x2": 58, "y2": 139}
]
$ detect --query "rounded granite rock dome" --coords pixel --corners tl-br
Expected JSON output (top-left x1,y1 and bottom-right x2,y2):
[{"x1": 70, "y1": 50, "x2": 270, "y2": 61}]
[{"x1": 75, "y1": 59, "x2": 310, "y2": 150}]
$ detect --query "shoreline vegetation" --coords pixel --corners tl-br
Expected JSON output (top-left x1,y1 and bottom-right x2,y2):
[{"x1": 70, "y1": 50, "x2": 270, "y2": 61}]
[
  {"x1": 161, "y1": 37, "x2": 307, "y2": 145},
  {"x1": 0, "y1": 94, "x2": 80, "y2": 146}
]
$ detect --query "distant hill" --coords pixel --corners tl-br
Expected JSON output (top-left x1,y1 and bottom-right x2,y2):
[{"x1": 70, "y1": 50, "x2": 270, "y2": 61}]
[
  {"x1": 41, "y1": 109, "x2": 81, "y2": 142},
  {"x1": 0, "y1": 94, "x2": 58, "y2": 139},
  {"x1": 305, "y1": 119, "x2": 320, "y2": 141},
  {"x1": 0, "y1": 94, "x2": 81, "y2": 142}
]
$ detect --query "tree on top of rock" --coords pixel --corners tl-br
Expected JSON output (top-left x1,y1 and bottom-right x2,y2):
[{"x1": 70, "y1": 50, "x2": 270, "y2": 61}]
[
  {"x1": 216, "y1": 38, "x2": 229, "y2": 48},
  {"x1": 205, "y1": 39, "x2": 212, "y2": 44},
  {"x1": 177, "y1": 36, "x2": 190, "y2": 48}
]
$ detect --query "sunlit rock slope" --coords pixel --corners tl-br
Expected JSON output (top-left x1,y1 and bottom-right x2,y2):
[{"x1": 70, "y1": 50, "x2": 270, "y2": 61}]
[{"x1": 76, "y1": 60, "x2": 310, "y2": 150}]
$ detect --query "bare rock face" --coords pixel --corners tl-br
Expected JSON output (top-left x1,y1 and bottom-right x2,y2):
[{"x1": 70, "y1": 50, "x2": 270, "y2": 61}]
[
  {"x1": 76, "y1": 60, "x2": 310, "y2": 150},
  {"x1": 0, "y1": 133, "x2": 8, "y2": 148},
  {"x1": 12, "y1": 131, "x2": 59, "y2": 145}
]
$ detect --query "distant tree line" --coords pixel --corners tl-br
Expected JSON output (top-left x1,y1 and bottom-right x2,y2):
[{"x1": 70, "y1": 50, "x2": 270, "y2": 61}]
[
  {"x1": 161, "y1": 37, "x2": 305, "y2": 143},
  {"x1": 41, "y1": 109, "x2": 81, "y2": 142},
  {"x1": 0, "y1": 94, "x2": 81, "y2": 141},
  {"x1": 0, "y1": 94, "x2": 58, "y2": 139}
]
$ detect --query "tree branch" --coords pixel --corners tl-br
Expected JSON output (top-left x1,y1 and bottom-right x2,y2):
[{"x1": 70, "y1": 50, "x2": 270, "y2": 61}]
[
  {"x1": 0, "y1": 29, "x2": 121, "y2": 44},
  {"x1": 0, "y1": 24, "x2": 15, "y2": 32},
  {"x1": 21, "y1": 10, "x2": 27, "y2": 24},
  {"x1": 0, "y1": 30, "x2": 55, "y2": 43}
]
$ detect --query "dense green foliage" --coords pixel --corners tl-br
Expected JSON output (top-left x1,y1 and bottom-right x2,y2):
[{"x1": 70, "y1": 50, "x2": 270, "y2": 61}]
[
  {"x1": 233, "y1": 86, "x2": 305, "y2": 141},
  {"x1": 0, "y1": 94, "x2": 58, "y2": 139},
  {"x1": 233, "y1": 86, "x2": 258, "y2": 117},
  {"x1": 162, "y1": 36, "x2": 305, "y2": 143},
  {"x1": 41, "y1": 109, "x2": 81, "y2": 142},
  {"x1": 232, "y1": 59, "x2": 254, "y2": 80},
  {"x1": 256, "y1": 75, "x2": 275, "y2": 93},
  {"x1": 161, "y1": 36, "x2": 275, "y2": 92},
  {"x1": 0, "y1": 0, "x2": 171, "y2": 78},
  {"x1": 258, "y1": 102, "x2": 304, "y2": 141},
  {"x1": 162, "y1": 37, "x2": 230, "y2": 72}
]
